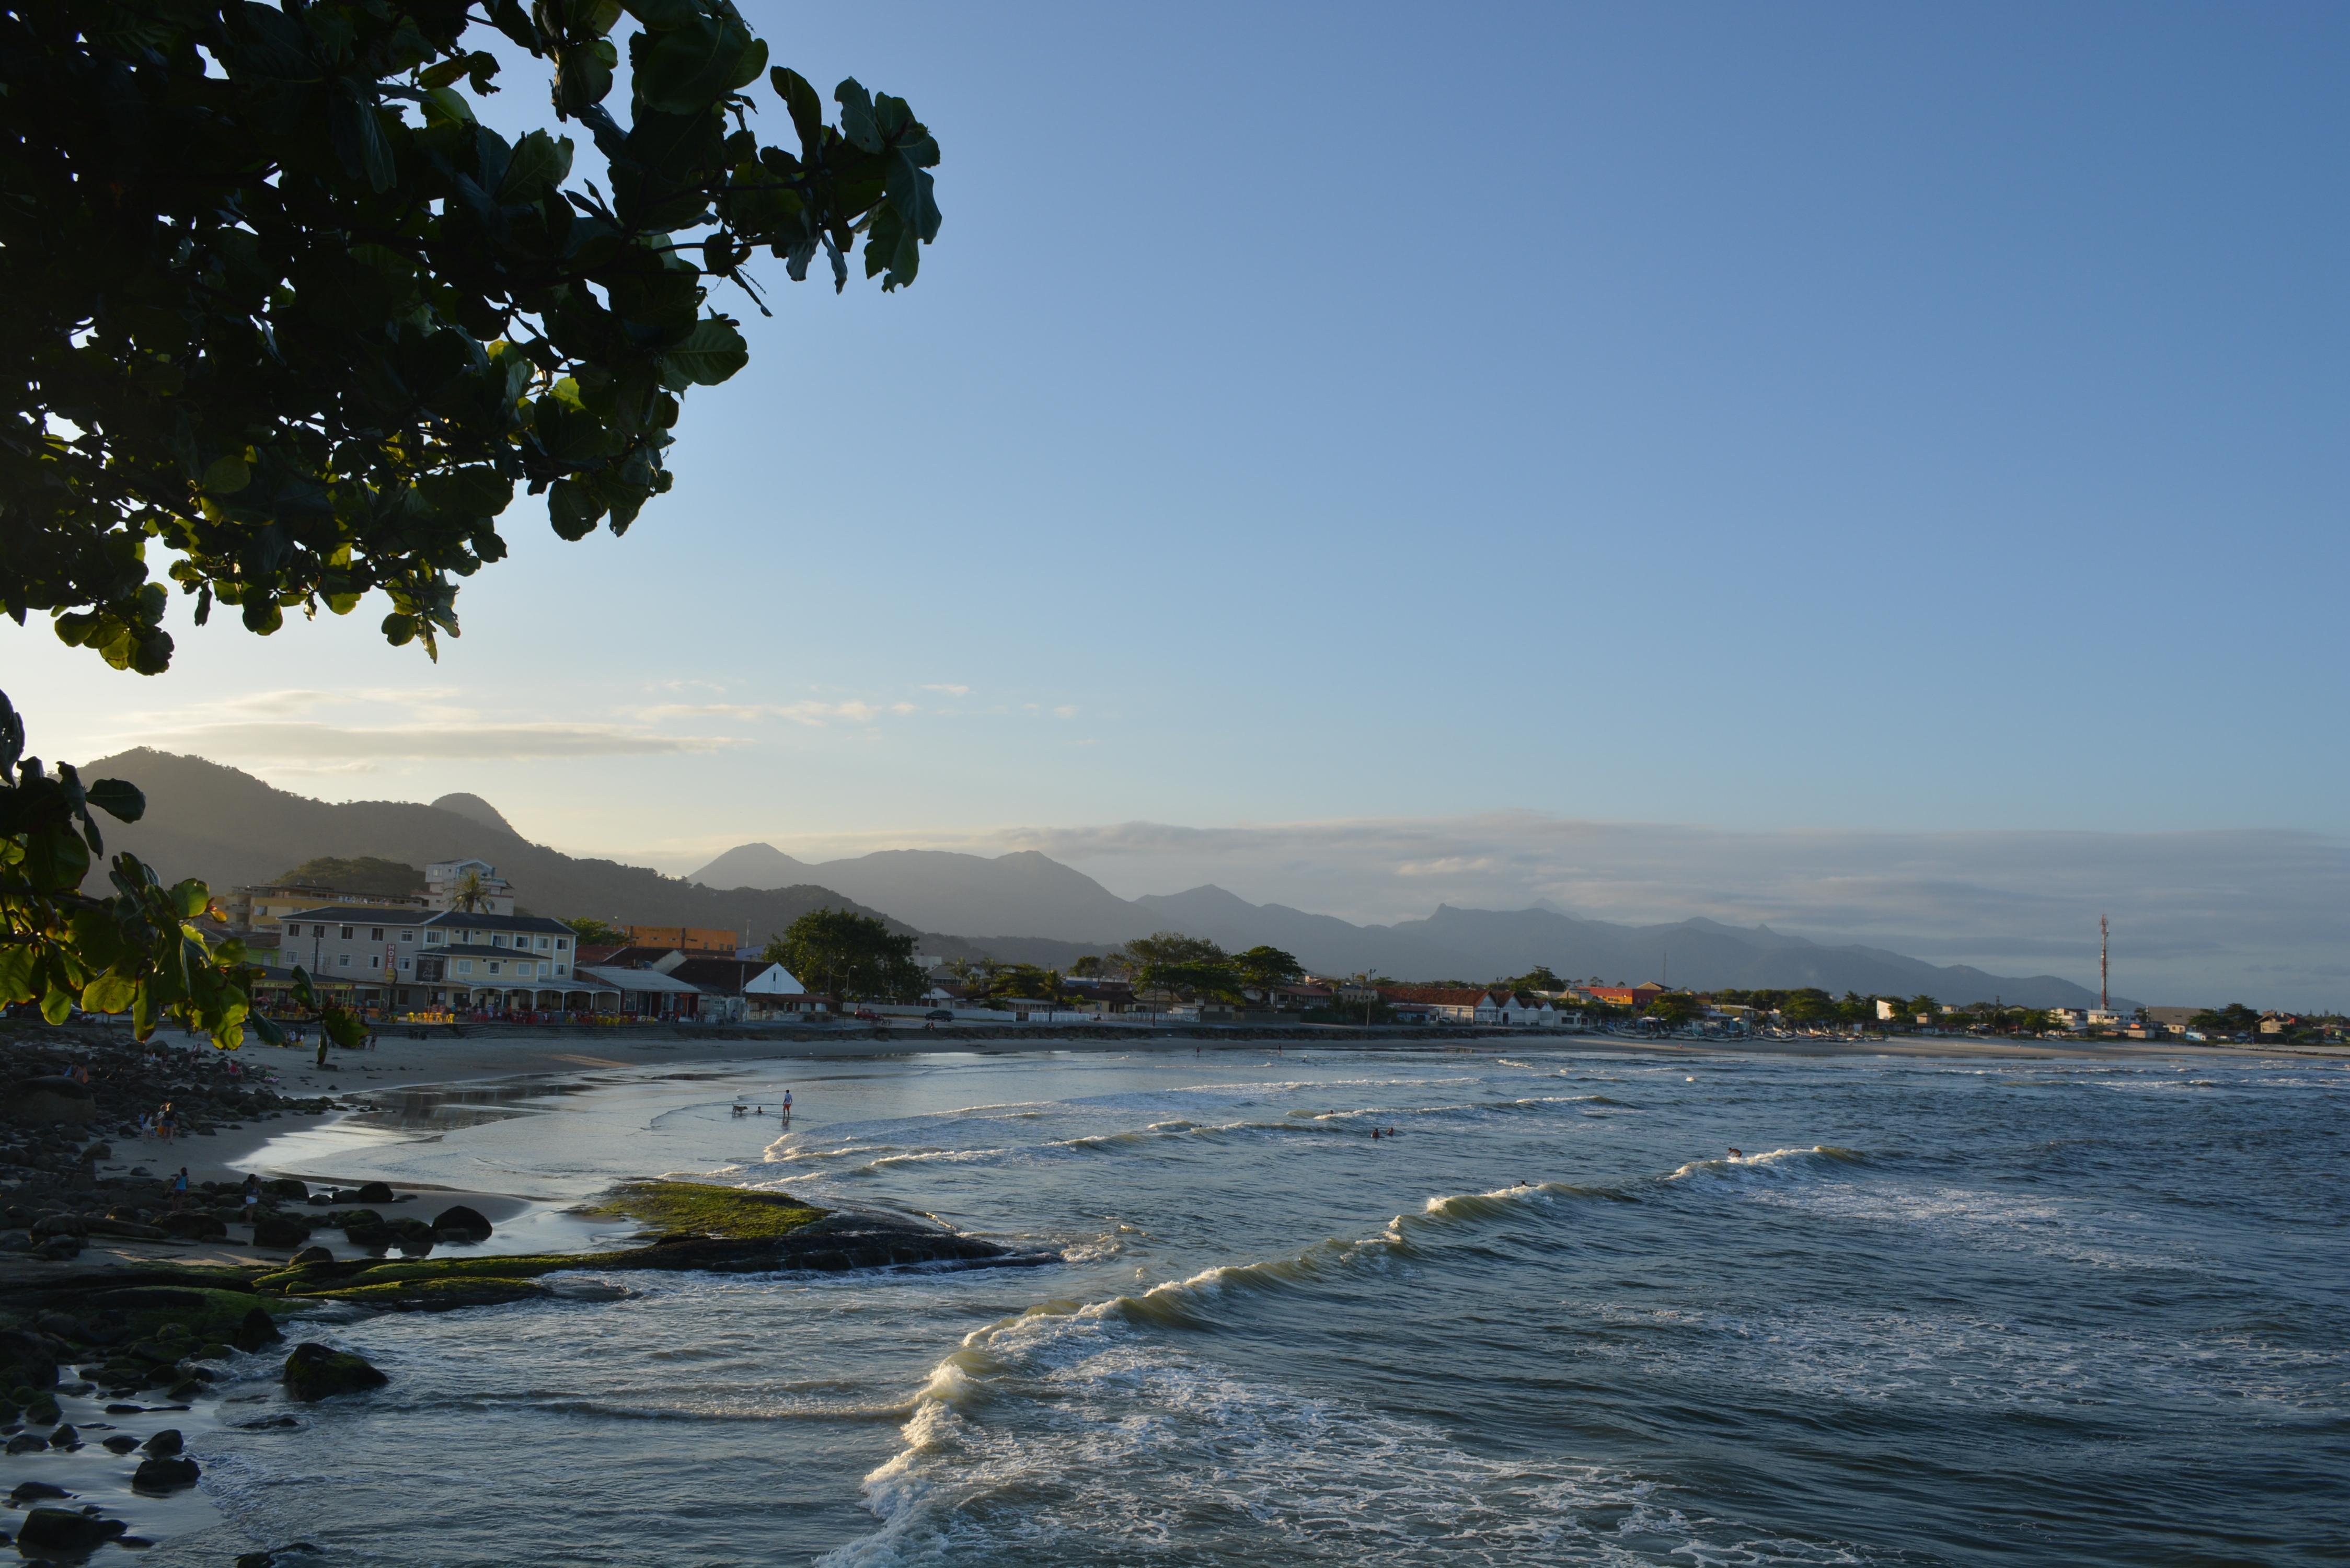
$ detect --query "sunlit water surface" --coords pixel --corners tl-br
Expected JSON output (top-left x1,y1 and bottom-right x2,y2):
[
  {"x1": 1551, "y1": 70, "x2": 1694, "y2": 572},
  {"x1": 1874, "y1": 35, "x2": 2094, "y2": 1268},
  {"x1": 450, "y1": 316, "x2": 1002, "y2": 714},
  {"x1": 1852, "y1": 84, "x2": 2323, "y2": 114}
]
[{"x1": 124, "y1": 1046, "x2": 2347, "y2": 1565}]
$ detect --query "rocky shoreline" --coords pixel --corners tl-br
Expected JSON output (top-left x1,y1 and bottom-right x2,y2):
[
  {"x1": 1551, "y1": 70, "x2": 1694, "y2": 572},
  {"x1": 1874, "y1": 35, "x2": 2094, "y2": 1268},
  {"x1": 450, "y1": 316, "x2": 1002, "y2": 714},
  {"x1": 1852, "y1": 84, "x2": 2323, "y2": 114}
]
[{"x1": 0, "y1": 1025, "x2": 1046, "y2": 1559}]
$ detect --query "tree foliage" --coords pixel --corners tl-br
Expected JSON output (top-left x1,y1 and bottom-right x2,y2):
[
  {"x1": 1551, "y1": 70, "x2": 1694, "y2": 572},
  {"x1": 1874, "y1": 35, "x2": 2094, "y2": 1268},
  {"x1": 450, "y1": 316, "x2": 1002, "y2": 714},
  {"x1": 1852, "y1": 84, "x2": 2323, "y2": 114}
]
[
  {"x1": 0, "y1": 693, "x2": 271, "y2": 1045},
  {"x1": 2, "y1": 0, "x2": 940, "y2": 672},
  {"x1": 1113, "y1": 930, "x2": 1240, "y2": 1001},
  {"x1": 1232, "y1": 944, "x2": 1303, "y2": 989},
  {"x1": 562, "y1": 914, "x2": 628, "y2": 946},
  {"x1": 763, "y1": 906, "x2": 921, "y2": 1001},
  {"x1": 277, "y1": 854, "x2": 425, "y2": 895}
]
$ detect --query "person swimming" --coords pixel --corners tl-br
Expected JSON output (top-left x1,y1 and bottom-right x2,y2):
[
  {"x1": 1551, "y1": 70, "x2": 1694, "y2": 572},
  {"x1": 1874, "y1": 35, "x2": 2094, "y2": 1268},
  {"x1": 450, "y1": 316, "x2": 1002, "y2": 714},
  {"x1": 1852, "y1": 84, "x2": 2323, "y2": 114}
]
[{"x1": 1727, "y1": 1147, "x2": 1744, "y2": 1159}]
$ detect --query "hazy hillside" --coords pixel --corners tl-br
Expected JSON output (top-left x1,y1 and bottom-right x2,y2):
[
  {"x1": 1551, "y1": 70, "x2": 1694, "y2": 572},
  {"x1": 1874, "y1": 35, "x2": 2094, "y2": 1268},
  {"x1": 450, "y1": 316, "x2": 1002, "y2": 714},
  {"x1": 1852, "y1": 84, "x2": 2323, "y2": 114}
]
[
  {"x1": 83, "y1": 752, "x2": 2115, "y2": 1006},
  {"x1": 82, "y1": 751, "x2": 932, "y2": 948},
  {"x1": 1141, "y1": 888, "x2": 2113, "y2": 1008},
  {"x1": 690, "y1": 844, "x2": 1159, "y2": 943}
]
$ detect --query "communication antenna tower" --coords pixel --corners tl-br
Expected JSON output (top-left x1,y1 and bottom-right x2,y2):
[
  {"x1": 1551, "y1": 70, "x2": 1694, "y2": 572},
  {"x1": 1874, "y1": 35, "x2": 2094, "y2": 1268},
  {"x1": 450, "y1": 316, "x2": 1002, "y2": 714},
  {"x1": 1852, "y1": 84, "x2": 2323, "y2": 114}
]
[{"x1": 2100, "y1": 914, "x2": 2109, "y2": 1011}]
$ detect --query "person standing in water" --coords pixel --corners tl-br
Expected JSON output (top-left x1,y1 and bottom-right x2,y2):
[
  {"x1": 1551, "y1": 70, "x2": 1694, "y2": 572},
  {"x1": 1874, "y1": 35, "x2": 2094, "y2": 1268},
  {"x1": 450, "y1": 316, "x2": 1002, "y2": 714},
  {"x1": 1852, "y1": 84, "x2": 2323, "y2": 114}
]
[{"x1": 781, "y1": 1088, "x2": 792, "y2": 1123}]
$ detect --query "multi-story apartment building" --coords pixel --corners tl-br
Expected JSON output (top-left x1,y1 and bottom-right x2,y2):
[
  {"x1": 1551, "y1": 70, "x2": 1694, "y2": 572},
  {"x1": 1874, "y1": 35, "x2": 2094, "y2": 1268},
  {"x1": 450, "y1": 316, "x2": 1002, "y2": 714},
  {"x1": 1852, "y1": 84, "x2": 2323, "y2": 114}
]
[{"x1": 259, "y1": 906, "x2": 593, "y2": 1012}]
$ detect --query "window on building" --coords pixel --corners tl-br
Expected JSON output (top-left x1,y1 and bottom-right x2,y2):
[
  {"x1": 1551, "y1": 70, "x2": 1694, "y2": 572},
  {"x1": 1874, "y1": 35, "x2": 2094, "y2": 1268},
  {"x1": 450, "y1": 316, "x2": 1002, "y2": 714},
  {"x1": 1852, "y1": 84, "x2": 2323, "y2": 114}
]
[
  {"x1": 556, "y1": 963, "x2": 568, "y2": 977},
  {"x1": 456, "y1": 960, "x2": 473, "y2": 975},
  {"x1": 340, "y1": 925, "x2": 353, "y2": 939},
  {"x1": 488, "y1": 961, "x2": 501, "y2": 975},
  {"x1": 370, "y1": 928, "x2": 384, "y2": 941},
  {"x1": 399, "y1": 959, "x2": 411, "y2": 972},
  {"x1": 401, "y1": 930, "x2": 414, "y2": 942},
  {"x1": 426, "y1": 931, "x2": 443, "y2": 944},
  {"x1": 337, "y1": 954, "x2": 351, "y2": 967},
  {"x1": 370, "y1": 955, "x2": 381, "y2": 970},
  {"x1": 492, "y1": 933, "x2": 506, "y2": 947},
  {"x1": 555, "y1": 937, "x2": 568, "y2": 951}
]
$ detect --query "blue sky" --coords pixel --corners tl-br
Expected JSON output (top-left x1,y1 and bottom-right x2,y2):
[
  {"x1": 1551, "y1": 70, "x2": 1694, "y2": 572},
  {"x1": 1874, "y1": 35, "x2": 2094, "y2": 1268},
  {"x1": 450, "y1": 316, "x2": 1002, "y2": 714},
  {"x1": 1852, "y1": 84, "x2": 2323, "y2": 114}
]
[{"x1": 11, "y1": 2, "x2": 2346, "y2": 993}]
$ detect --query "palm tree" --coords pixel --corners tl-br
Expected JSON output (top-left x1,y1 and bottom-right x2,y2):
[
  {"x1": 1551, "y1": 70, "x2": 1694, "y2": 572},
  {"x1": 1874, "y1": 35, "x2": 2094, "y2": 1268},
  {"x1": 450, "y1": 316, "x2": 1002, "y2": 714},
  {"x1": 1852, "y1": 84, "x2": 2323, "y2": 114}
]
[{"x1": 453, "y1": 869, "x2": 488, "y2": 914}]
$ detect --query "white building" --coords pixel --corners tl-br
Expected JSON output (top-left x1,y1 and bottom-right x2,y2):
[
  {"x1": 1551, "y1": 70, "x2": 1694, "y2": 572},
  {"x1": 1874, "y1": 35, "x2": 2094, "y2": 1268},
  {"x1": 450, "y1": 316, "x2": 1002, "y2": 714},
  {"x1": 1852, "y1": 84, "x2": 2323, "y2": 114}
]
[{"x1": 425, "y1": 859, "x2": 515, "y2": 915}]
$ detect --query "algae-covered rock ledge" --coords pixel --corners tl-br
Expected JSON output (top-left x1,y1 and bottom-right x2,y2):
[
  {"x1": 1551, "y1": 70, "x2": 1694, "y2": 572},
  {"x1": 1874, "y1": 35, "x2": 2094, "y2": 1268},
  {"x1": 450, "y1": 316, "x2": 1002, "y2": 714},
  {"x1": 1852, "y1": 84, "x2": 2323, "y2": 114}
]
[{"x1": 245, "y1": 1179, "x2": 1046, "y2": 1312}]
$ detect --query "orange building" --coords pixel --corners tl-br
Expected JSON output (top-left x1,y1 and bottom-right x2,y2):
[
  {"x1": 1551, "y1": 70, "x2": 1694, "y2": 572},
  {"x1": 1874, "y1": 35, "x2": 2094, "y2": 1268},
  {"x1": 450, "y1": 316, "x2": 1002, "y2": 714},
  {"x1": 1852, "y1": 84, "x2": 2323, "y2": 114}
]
[
  {"x1": 625, "y1": 926, "x2": 740, "y2": 953},
  {"x1": 1583, "y1": 983, "x2": 1667, "y2": 1009}
]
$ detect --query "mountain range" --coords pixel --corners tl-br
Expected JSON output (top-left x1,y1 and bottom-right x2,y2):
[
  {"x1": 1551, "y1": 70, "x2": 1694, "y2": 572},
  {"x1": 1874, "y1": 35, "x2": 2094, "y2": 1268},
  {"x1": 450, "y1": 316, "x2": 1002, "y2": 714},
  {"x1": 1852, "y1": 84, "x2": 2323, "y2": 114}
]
[
  {"x1": 71, "y1": 752, "x2": 2117, "y2": 1008},
  {"x1": 688, "y1": 842, "x2": 2117, "y2": 1008}
]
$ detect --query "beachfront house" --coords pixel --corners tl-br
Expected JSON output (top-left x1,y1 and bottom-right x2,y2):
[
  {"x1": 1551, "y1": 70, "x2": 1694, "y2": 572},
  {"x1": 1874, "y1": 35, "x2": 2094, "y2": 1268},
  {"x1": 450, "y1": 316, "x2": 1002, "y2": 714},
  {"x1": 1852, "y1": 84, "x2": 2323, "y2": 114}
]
[
  {"x1": 263, "y1": 905, "x2": 585, "y2": 1015},
  {"x1": 1377, "y1": 986, "x2": 1486, "y2": 1023}
]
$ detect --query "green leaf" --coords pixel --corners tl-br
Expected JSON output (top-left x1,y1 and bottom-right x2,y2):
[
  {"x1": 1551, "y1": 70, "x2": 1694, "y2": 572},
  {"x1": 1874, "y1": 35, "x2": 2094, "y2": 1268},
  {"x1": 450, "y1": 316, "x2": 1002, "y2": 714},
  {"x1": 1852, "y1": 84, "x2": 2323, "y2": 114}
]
[
  {"x1": 0, "y1": 947, "x2": 34, "y2": 1005},
  {"x1": 84, "y1": 777, "x2": 144, "y2": 823},
  {"x1": 771, "y1": 66, "x2": 824, "y2": 151},
  {"x1": 328, "y1": 90, "x2": 398, "y2": 194},
  {"x1": 499, "y1": 130, "x2": 574, "y2": 203},
  {"x1": 661, "y1": 318, "x2": 748, "y2": 387},
  {"x1": 201, "y1": 454, "x2": 251, "y2": 494},
  {"x1": 636, "y1": 16, "x2": 758, "y2": 114},
  {"x1": 836, "y1": 78, "x2": 882, "y2": 152},
  {"x1": 547, "y1": 480, "x2": 603, "y2": 540},
  {"x1": 81, "y1": 974, "x2": 137, "y2": 1014},
  {"x1": 40, "y1": 985, "x2": 71, "y2": 1026},
  {"x1": 418, "y1": 466, "x2": 516, "y2": 518}
]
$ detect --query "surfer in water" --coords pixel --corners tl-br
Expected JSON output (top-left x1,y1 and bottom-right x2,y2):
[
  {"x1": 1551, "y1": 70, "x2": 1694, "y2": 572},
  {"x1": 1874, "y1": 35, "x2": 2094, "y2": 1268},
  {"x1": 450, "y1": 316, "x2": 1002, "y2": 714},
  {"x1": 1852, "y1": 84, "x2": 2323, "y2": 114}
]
[{"x1": 1727, "y1": 1147, "x2": 1743, "y2": 1160}]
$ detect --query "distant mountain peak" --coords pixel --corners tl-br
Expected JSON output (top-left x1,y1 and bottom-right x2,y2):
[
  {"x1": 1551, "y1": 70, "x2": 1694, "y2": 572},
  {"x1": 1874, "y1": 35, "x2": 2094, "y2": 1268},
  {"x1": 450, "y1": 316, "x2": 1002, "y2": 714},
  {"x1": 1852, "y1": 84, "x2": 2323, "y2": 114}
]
[{"x1": 429, "y1": 792, "x2": 516, "y2": 835}]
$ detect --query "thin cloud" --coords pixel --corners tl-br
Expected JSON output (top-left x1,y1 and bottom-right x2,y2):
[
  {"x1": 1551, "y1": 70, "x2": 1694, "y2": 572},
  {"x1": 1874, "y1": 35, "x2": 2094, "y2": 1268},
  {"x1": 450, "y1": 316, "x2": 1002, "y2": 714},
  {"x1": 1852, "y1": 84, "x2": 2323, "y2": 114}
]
[
  {"x1": 920, "y1": 683, "x2": 972, "y2": 696},
  {"x1": 137, "y1": 720, "x2": 731, "y2": 760}
]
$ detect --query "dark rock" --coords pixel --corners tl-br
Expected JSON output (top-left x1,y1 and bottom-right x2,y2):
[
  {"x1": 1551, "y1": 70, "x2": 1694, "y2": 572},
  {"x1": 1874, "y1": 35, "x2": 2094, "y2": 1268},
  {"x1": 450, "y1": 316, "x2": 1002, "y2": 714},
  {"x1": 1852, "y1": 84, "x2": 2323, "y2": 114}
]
[
  {"x1": 31, "y1": 1312, "x2": 79, "y2": 1338},
  {"x1": 102, "y1": 1404, "x2": 145, "y2": 1415},
  {"x1": 82, "y1": 1143, "x2": 110, "y2": 1160},
  {"x1": 83, "y1": 1217, "x2": 166, "y2": 1240},
  {"x1": 131, "y1": 1455, "x2": 200, "y2": 1493},
  {"x1": 165, "y1": 1377, "x2": 203, "y2": 1402},
  {"x1": 289, "y1": 1246, "x2": 332, "y2": 1266},
  {"x1": 101, "y1": 1435, "x2": 139, "y2": 1454},
  {"x1": 5, "y1": 1432, "x2": 44, "y2": 1452},
  {"x1": 429, "y1": 1204, "x2": 493, "y2": 1241},
  {"x1": 47, "y1": 1422, "x2": 78, "y2": 1448},
  {"x1": 6, "y1": 1078, "x2": 97, "y2": 1125},
  {"x1": 36, "y1": 1233, "x2": 82, "y2": 1260},
  {"x1": 137, "y1": 1428, "x2": 182, "y2": 1456},
  {"x1": 156, "y1": 1212, "x2": 226, "y2": 1241},
  {"x1": 342, "y1": 1223, "x2": 391, "y2": 1253},
  {"x1": 30, "y1": 1214, "x2": 87, "y2": 1238},
  {"x1": 16, "y1": 1506, "x2": 126, "y2": 1554},
  {"x1": 0, "y1": 1328, "x2": 58, "y2": 1388},
  {"x1": 264, "y1": 1178, "x2": 309, "y2": 1200},
  {"x1": 233, "y1": 1415, "x2": 300, "y2": 1431},
  {"x1": 329, "y1": 1208, "x2": 383, "y2": 1230},
  {"x1": 281, "y1": 1342, "x2": 387, "y2": 1402},
  {"x1": 9, "y1": 1480, "x2": 71, "y2": 1502},
  {"x1": 354, "y1": 1182, "x2": 394, "y2": 1204},
  {"x1": 250, "y1": 1214, "x2": 311, "y2": 1250},
  {"x1": 0, "y1": 1229, "x2": 34, "y2": 1252},
  {"x1": 231, "y1": 1307, "x2": 284, "y2": 1353}
]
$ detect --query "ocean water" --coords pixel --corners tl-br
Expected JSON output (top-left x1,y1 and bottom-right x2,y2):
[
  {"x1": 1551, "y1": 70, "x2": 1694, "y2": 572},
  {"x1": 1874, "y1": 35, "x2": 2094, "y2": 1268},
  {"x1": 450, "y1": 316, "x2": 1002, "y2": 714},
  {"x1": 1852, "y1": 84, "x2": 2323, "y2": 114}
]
[{"x1": 135, "y1": 1046, "x2": 2347, "y2": 1565}]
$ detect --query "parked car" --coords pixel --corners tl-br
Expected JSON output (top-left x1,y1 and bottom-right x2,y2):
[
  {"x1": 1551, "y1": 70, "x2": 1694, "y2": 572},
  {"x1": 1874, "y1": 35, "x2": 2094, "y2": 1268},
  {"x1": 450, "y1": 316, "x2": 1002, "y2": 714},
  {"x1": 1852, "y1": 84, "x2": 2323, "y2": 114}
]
[
  {"x1": 853, "y1": 1008, "x2": 885, "y2": 1024},
  {"x1": 924, "y1": 1009, "x2": 955, "y2": 1022}
]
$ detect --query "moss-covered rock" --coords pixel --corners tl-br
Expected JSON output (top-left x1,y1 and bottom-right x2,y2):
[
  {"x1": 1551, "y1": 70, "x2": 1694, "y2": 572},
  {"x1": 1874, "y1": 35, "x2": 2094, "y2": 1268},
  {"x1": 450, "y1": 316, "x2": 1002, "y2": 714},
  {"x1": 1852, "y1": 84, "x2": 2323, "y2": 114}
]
[
  {"x1": 305, "y1": 1277, "x2": 552, "y2": 1311},
  {"x1": 581, "y1": 1180, "x2": 826, "y2": 1239},
  {"x1": 282, "y1": 1341, "x2": 387, "y2": 1401}
]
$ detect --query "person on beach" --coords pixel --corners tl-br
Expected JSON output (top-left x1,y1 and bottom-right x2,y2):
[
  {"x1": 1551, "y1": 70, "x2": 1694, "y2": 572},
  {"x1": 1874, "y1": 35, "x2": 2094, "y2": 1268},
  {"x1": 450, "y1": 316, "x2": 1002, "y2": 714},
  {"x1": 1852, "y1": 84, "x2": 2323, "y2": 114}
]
[
  {"x1": 241, "y1": 1173, "x2": 262, "y2": 1219},
  {"x1": 1371, "y1": 1128, "x2": 1380, "y2": 1141},
  {"x1": 781, "y1": 1089, "x2": 792, "y2": 1122},
  {"x1": 168, "y1": 1168, "x2": 190, "y2": 1211},
  {"x1": 136, "y1": 1111, "x2": 152, "y2": 1140},
  {"x1": 316, "y1": 1034, "x2": 329, "y2": 1068},
  {"x1": 157, "y1": 1104, "x2": 176, "y2": 1142}
]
